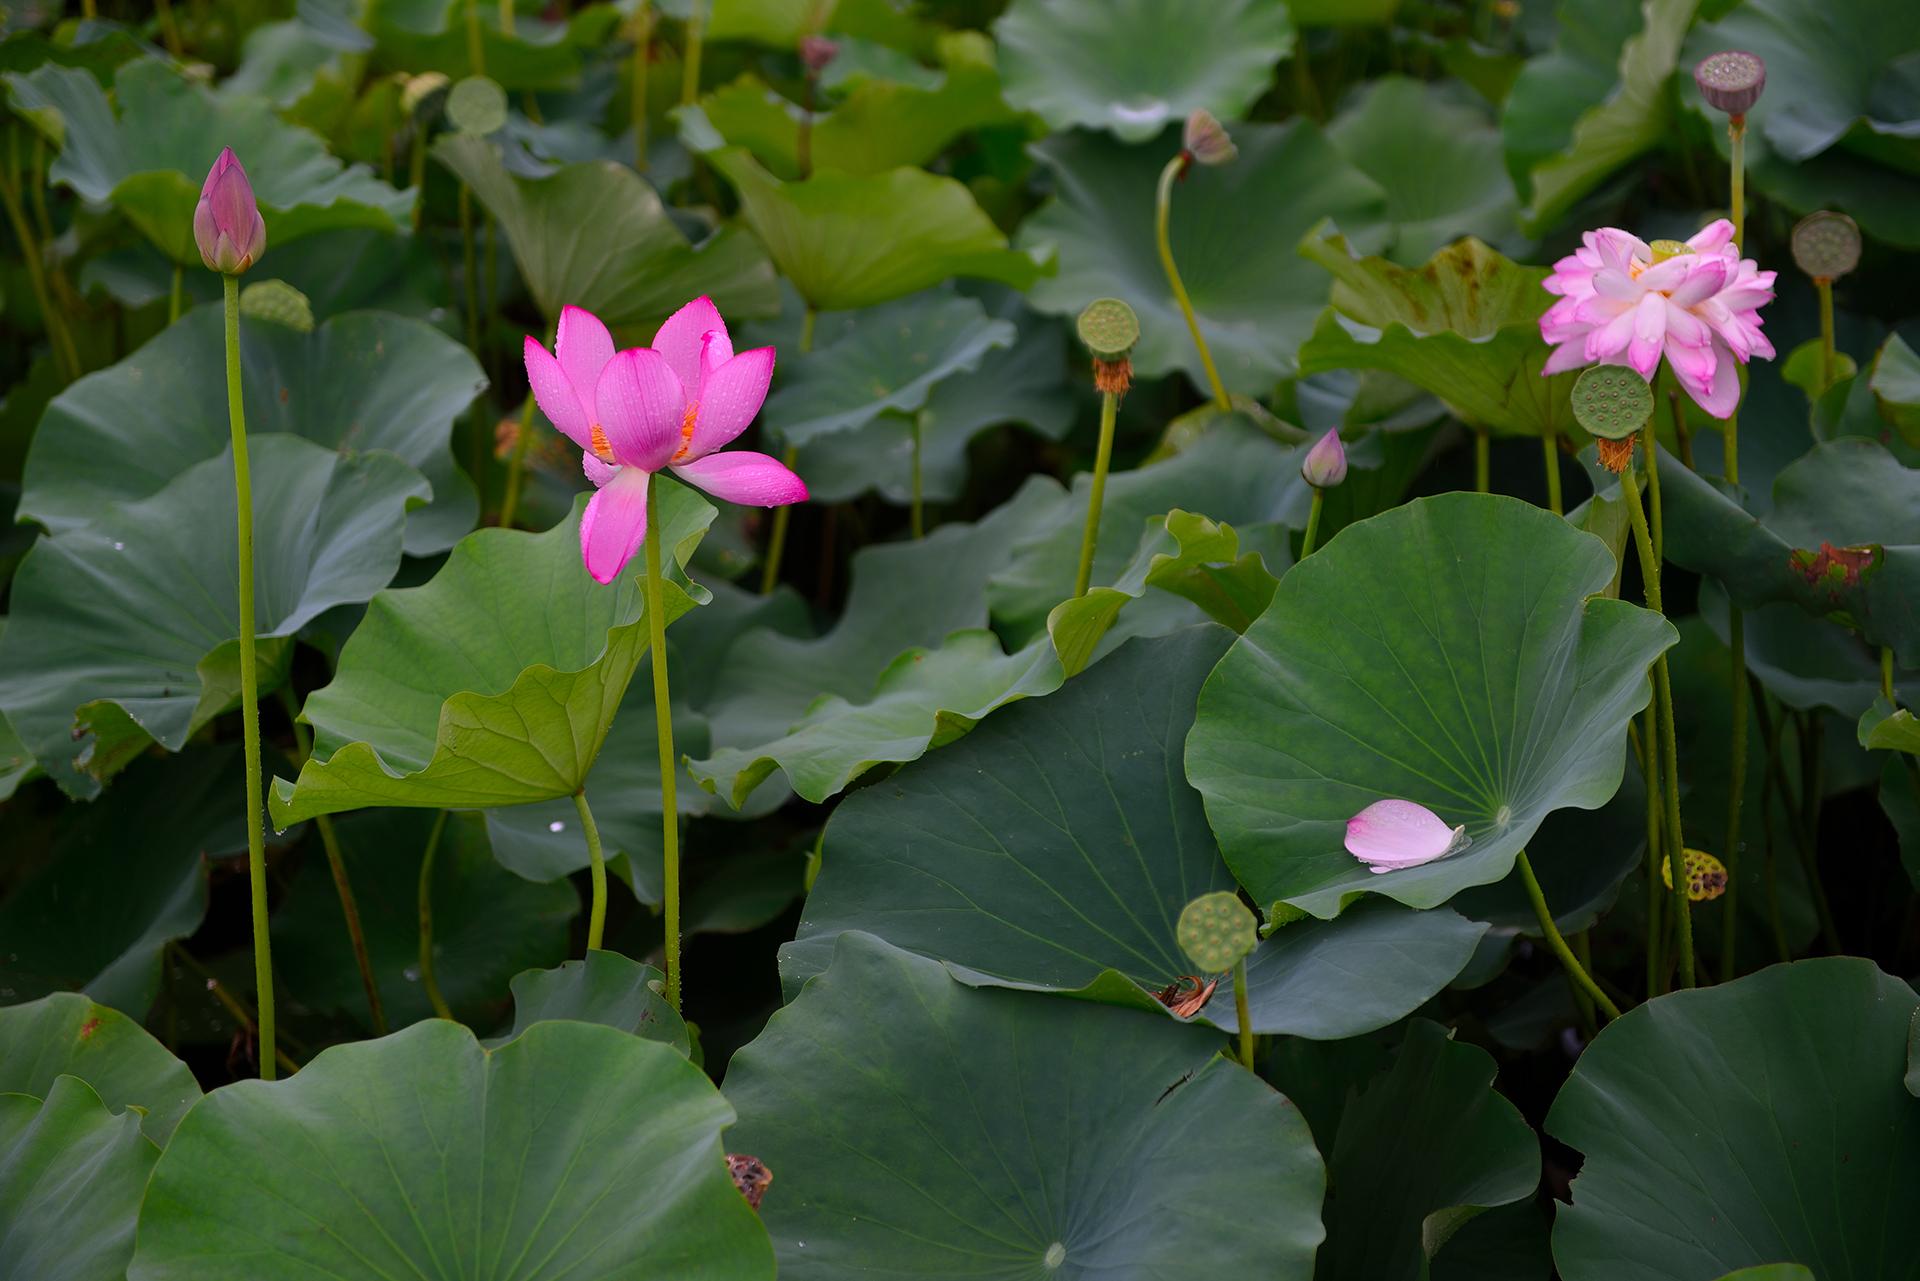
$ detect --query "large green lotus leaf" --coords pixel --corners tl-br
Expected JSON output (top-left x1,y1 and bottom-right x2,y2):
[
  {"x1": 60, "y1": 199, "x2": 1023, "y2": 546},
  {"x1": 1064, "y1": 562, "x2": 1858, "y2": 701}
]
[
  {"x1": 692, "y1": 31, "x2": 1015, "y2": 179},
  {"x1": 493, "y1": 950, "x2": 689, "y2": 1055},
  {"x1": 1019, "y1": 122, "x2": 1389, "y2": 396},
  {"x1": 989, "y1": 418, "x2": 1308, "y2": 644},
  {"x1": 4, "y1": 57, "x2": 409, "y2": 261},
  {"x1": 273, "y1": 810, "x2": 575, "y2": 1031},
  {"x1": 1296, "y1": 229, "x2": 1576, "y2": 439},
  {"x1": 763, "y1": 288, "x2": 1015, "y2": 446},
  {"x1": 369, "y1": 0, "x2": 620, "y2": 90},
  {"x1": 724, "y1": 931, "x2": 1327, "y2": 1278},
  {"x1": 0, "y1": 436, "x2": 428, "y2": 799},
  {"x1": 0, "y1": 749, "x2": 241, "y2": 1018},
  {"x1": 1507, "y1": 0, "x2": 1697, "y2": 232},
  {"x1": 0, "y1": 995, "x2": 200, "y2": 1144},
  {"x1": 795, "y1": 290, "x2": 1076, "y2": 504},
  {"x1": 437, "y1": 133, "x2": 778, "y2": 331},
  {"x1": 1548, "y1": 958, "x2": 1920, "y2": 1281},
  {"x1": 993, "y1": 0, "x2": 1293, "y2": 142},
  {"x1": 787, "y1": 627, "x2": 1489, "y2": 1039},
  {"x1": 1270, "y1": 1019, "x2": 1540, "y2": 1280},
  {"x1": 0, "y1": 1077, "x2": 158, "y2": 1281},
  {"x1": 269, "y1": 485, "x2": 714, "y2": 826},
  {"x1": 1661, "y1": 438, "x2": 1920, "y2": 666},
  {"x1": 692, "y1": 628, "x2": 1065, "y2": 807},
  {"x1": 128, "y1": 1019, "x2": 775, "y2": 1280},
  {"x1": 692, "y1": 475, "x2": 1069, "y2": 779},
  {"x1": 1870, "y1": 334, "x2": 1920, "y2": 443},
  {"x1": 20, "y1": 306, "x2": 482, "y2": 555},
  {"x1": 1188, "y1": 493, "x2": 1676, "y2": 918},
  {"x1": 1328, "y1": 76, "x2": 1521, "y2": 264},
  {"x1": 1700, "y1": 582, "x2": 1911, "y2": 718},
  {"x1": 700, "y1": 145, "x2": 1047, "y2": 311}
]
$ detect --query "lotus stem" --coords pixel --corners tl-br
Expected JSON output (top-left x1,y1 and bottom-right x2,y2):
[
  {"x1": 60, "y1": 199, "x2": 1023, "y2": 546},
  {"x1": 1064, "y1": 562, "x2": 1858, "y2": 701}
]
[
  {"x1": 1300, "y1": 489, "x2": 1325, "y2": 559},
  {"x1": 909, "y1": 411, "x2": 925, "y2": 539},
  {"x1": 1073, "y1": 389, "x2": 1119, "y2": 598},
  {"x1": 1641, "y1": 422, "x2": 1663, "y2": 560},
  {"x1": 760, "y1": 309, "x2": 814, "y2": 594},
  {"x1": 499, "y1": 0, "x2": 513, "y2": 33},
  {"x1": 1816, "y1": 276, "x2": 1835, "y2": 392},
  {"x1": 170, "y1": 265, "x2": 183, "y2": 324},
  {"x1": 1758, "y1": 702, "x2": 1790, "y2": 963},
  {"x1": 1231, "y1": 959, "x2": 1254, "y2": 1069},
  {"x1": 279, "y1": 687, "x2": 385, "y2": 1034},
  {"x1": 464, "y1": 0, "x2": 486, "y2": 76},
  {"x1": 1541, "y1": 427, "x2": 1562, "y2": 515},
  {"x1": 82, "y1": 0, "x2": 96, "y2": 18},
  {"x1": 497, "y1": 396, "x2": 536, "y2": 529},
  {"x1": 408, "y1": 130, "x2": 429, "y2": 231},
  {"x1": 798, "y1": 67, "x2": 817, "y2": 180},
  {"x1": 155, "y1": 0, "x2": 185, "y2": 56},
  {"x1": 1, "y1": 127, "x2": 80, "y2": 382},
  {"x1": 169, "y1": 943, "x2": 299, "y2": 1076},
  {"x1": 1667, "y1": 389, "x2": 1693, "y2": 470},
  {"x1": 459, "y1": 184, "x2": 480, "y2": 357},
  {"x1": 630, "y1": 4, "x2": 651, "y2": 172},
  {"x1": 1570, "y1": 931, "x2": 1599, "y2": 1035},
  {"x1": 224, "y1": 274, "x2": 276, "y2": 1075},
  {"x1": 642, "y1": 482, "x2": 682, "y2": 1009},
  {"x1": 573, "y1": 789, "x2": 608, "y2": 953},
  {"x1": 1720, "y1": 606, "x2": 1749, "y2": 982},
  {"x1": 1473, "y1": 427, "x2": 1489, "y2": 494},
  {"x1": 1516, "y1": 850, "x2": 1622, "y2": 1020},
  {"x1": 680, "y1": 1, "x2": 705, "y2": 105},
  {"x1": 1728, "y1": 115, "x2": 1746, "y2": 252},
  {"x1": 417, "y1": 810, "x2": 455, "y2": 1020},
  {"x1": 1633, "y1": 713, "x2": 1663, "y2": 995},
  {"x1": 1154, "y1": 155, "x2": 1230, "y2": 411},
  {"x1": 1620, "y1": 446, "x2": 1694, "y2": 987}
]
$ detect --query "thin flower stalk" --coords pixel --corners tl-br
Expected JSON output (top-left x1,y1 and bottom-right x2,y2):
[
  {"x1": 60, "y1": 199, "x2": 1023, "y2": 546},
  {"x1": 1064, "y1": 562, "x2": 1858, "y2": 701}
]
[
  {"x1": 1516, "y1": 850, "x2": 1622, "y2": 1020},
  {"x1": 1231, "y1": 959, "x2": 1253, "y2": 1069},
  {"x1": 759, "y1": 309, "x2": 815, "y2": 595},
  {"x1": 573, "y1": 789, "x2": 610, "y2": 952},
  {"x1": 1154, "y1": 113, "x2": 1235, "y2": 411},
  {"x1": 417, "y1": 810, "x2": 454, "y2": 1020}
]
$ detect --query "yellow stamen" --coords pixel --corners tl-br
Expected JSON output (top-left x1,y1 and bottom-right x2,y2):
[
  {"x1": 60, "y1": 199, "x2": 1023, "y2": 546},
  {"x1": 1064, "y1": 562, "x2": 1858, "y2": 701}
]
[{"x1": 672, "y1": 401, "x2": 698, "y2": 462}]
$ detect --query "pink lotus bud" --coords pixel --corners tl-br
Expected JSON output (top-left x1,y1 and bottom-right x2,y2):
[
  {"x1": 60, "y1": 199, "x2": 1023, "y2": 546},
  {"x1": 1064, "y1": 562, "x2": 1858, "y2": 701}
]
[
  {"x1": 194, "y1": 147, "x2": 266, "y2": 275},
  {"x1": 1182, "y1": 109, "x2": 1237, "y2": 167},
  {"x1": 799, "y1": 35, "x2": 839, "y2": 75},
  {"x1": 1300, "y1": 428, "x2": 1346, "y2": 488}
]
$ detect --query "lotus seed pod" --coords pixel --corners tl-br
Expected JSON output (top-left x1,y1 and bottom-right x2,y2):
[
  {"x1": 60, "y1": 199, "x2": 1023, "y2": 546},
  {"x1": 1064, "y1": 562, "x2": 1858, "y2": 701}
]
[
  {"x1": 1648, "y1": 239, "x2": 1693, "y2": 264},
  {"x1": 447, "y1": 76, "x2": 508, "y2": 137},
  {"x1": 238, "y1": 280, "x2": 314, "y2": 332},
  {"x1": 1076, "y1": 297, "x2": 1140, "y2": 360},
  {"x1": 1182, "y1": 109, "x2": 1237, "y2": 167},
  {"x1": 1693, "y1": 50, "x2": 1765, "y2": 117},
  {"x1": 1176, "y1": 891, "x2": 1257, "y2": 973},
  {"x1": 1571, "y1": 364, "x2": 1654, "y2": 442},
  {"x1": 1791, "y1": 211, "x2": 1861, "y2": 281},
  {"x1": 1662, "y1": 848, "x2": 1729, "y2": 902}
]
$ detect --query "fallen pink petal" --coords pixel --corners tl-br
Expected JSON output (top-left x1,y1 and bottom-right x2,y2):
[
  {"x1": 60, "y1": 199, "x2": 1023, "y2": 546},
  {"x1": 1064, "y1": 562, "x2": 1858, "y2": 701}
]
[{"x1": 1344, "y1": 799, "x2": 1470, "y2": 874}]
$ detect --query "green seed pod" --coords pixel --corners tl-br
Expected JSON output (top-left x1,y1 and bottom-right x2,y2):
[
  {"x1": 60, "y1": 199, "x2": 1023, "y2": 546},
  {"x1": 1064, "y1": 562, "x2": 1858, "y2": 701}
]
[
  {"x1": 1076, "y1": 297, "x2": 1139, "y2": 360},
  {"x1": 1791, "y1": 211, "x2": 1861, "y2": 281},
  {"x1": 1176, "y1": 891, "x2": 1257, "y2": 973},
  {"x1": 447, "y1": 76, "x2": 509, "y2": 137},
  {"x1": 1648, "y1": 239, "x2": 1692, "y2": 264},
  {"x1": 1571, "y1": 365, "x2": 1653, "y2": 441},
  {"x1": 238, "y1": 280, "x2": 315, "y2": 333}
]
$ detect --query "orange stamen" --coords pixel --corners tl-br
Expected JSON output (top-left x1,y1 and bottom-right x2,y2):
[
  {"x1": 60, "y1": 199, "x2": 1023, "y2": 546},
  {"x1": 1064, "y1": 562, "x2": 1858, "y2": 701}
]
[
  {"x1": 672, "y1": 401, "x2": 699, "y2": 462},
  {"x1": 589, "y1": 422, "x2": 615, "y2": 463}
]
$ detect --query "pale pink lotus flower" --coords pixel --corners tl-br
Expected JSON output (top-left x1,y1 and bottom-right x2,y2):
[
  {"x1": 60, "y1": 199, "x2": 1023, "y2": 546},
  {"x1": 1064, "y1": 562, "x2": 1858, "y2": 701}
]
[
  {"x1": 1539, "y1": 218, "x2": 1774, "y2": 419},
  {"x1": 1344, "y1": 799, "x2": 1470, "y2": 875},
  {"x1": 523, "y1": 298, "x2": 808, "y2": 584}
]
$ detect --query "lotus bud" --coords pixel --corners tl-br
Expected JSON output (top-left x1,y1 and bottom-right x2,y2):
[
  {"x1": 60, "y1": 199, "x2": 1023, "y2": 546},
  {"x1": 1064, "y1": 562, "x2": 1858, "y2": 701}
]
[
  {"x1": 1692, "y1": 50, "x2": 1765, "y2": 118},
  {"x1": 1300, "y1": 428, "x2": 1347, "y2": 489},
  {"x1": 1182, "y1": 108, "x2": 1237, "y2": 168},
  {"x1": 193, "y1": 148, "x2": 266, "y2": 276},
  {"x1": 799, "y1": 34, "x2": 838, "y2": 75},
  {"x1": 1077, "y1": 297, "x2": 1139, "y2": 397}
]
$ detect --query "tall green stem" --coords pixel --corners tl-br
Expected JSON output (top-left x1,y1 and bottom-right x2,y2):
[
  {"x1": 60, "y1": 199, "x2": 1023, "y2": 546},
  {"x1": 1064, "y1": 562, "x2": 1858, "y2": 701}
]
[
  {"x1": 1154, "y1": 155, "x2": 1230, "y2": 411},
  {"x1": 463, "y1": 0, "x2": 486, "y2": 74},
  {"x1": 1299, "y1": 489, "x2": 1325, "y2": 560},
  {"x1": 408, "y1": 131, "x2": 429, "y2": 230},
  {"x1": 680, "y1": 1, "x2": 705, "y2": 104},
  {"x1": 1540, "y1": 428, "x2": 1562, "y2": 515},
  {"x1": 1, "y1": 128, "x2": 81, "y2": 382},
  {"x1": 573, "y1": 789, "x2": 607, "y2": 952},
  {"x1": 1473, "y1": 427, "x2": 1489, "y2": 494},
  {"x1": 224, "y1": 274, "x2": 276, "y2": 1076},
  {"x1": 1723, "y1": 116, "x2": 1754, "y2": 984},
  {"x1": 499, "y1": 0, "x2": 513, "y2": 32},
  {"x1": 1072, "y1": 390, "x2": 1119, "y2": 598},
  {"x1": 498, "y1": 395, "x2": 536, "y2": 528},
  {"x1": 759, "y1": 308, "x2": 813, "y2": 594},
  {"x1": 1816, "y1": 277, "x2": 1835, "y2": 393},
  {"x1": 459, "y1": 184, "x2": 480, "y2": 356},
  {"x1": 642, "y1": 481, "x2": 682, "y2": 1009},
  {"x1": 1620, "y1": 452, "x2": 1693, "y2": 987},
  {"x1": 1635, "y1": 713, "x2": 1664, "y2": 995},
  {"x1": 1728, "y1": 116, "x2": 1746, "y2": 252},
  {"x1": 417, "y1": 810, "x2": 454, "y2": 1019},
  {"x1": 909, "y1": 411, "x2": 925, "y2": 539},
  {"x1": 630, "y1": 4, "x2": 651, "y2": 172},
  {"x1": 1517, "y1": 850, "x2": 1622, "y2": 1019},
  {"x1": 1231, "y1": 959, "x2": 1254, "y2": 1069},
  {"x1": 1884, "y1": 647, "x2": 1896, "y2": 704}
]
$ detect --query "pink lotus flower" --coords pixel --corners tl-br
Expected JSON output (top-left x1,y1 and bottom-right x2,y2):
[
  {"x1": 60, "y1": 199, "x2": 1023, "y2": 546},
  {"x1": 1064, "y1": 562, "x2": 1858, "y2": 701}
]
[
  {"x1": 524, "y1": 298, "x2": 808, "y2": 584},
  {"x1": 1540, "y1": 219, "x2": 1774, "y2": 419},
  {"x1": 1345, "y1": 799, "x2": 1470, "y2": 875}
]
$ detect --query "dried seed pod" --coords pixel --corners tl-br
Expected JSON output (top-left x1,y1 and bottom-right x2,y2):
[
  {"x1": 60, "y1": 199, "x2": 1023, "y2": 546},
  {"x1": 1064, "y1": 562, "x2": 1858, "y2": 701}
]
[
  {"x1": 1791, "y1": 211, "x2": 1861, "y2": 281},
  {"x1": 1693, "y1": 50, "x2": 1765, "y2": 116},
  {"x1": 727, "y1": 1153, "x2": 773, "y2": 1211}
]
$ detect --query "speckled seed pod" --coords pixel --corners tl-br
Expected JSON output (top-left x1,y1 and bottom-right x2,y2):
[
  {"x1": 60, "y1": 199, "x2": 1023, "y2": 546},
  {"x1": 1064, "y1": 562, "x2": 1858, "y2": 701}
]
[
  {"x1": 1176, "y1": 891, "x2": 1257, "y2": 973},
  {"x1": 1791, "y1": 211, "x2": 1862, "y2": 281},
  {"x1": 1662, "y1": 848, "x2": 1730, "y2": 902},
  {"x1": 1693, "y1": 50, "x2": 1765, "y2": 116},
  {"x1": 1571, "y1": 364, "x2": 1654, "y2": 442},
  {"x1": 1077, "y1": 297, "x2": 1139, "y2": 359}
]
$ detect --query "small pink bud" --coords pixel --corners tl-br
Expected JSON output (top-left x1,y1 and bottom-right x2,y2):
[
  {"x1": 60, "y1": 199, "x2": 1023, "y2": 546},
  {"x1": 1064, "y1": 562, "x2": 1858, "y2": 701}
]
[
  {"x1": 1300, "y1": 428, "x2": 1346, "y2": 488},
  {"x1": 193, "y1": 147, "x2": 266, "y2": 276},
  {"x1": 799, "y1": 35, "x2": 838, "y2": 75},
  {"x1": 1182, "y1": 109, "x2": 1236, "y2": 168}
]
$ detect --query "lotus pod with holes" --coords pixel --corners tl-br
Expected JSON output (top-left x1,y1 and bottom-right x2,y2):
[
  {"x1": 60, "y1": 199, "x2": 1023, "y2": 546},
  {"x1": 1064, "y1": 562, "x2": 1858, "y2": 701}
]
[{"x1": 1177, "y1": 891, "x2": 1257, "y2": 973}]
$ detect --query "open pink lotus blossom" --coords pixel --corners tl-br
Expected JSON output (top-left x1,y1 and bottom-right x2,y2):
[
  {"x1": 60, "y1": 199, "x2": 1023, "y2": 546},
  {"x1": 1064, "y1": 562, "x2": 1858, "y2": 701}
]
[
  {"x1": 524, "y1": 297, "x2": 808, "y2": 584},
  {"x1": 1345, "y1": 799, "x2": 1470, "y2": 875},
  {"x1": 1540, "y1": 219, "x2": 1774, "y2": 419}
]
